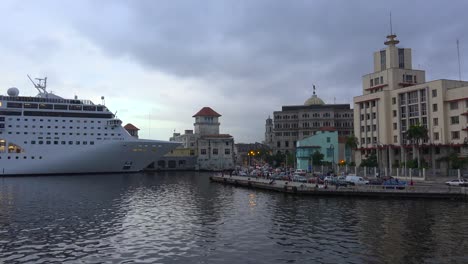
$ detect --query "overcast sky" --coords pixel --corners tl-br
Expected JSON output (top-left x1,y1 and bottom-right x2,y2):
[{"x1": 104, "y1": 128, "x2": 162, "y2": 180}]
[{"x1": 1, "y1": 0, "x2": 467, "y2": 143}]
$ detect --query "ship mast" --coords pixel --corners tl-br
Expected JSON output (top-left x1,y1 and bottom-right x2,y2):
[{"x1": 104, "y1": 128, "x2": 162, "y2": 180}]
[{"x1": 27, "y1": 75, "x2": 48, "y2": 95}]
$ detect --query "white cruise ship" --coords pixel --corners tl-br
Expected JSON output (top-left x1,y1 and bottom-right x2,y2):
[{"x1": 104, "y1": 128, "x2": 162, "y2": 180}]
[{"x1": 0, "y1": 76, "x2": 179, "y2": 176}]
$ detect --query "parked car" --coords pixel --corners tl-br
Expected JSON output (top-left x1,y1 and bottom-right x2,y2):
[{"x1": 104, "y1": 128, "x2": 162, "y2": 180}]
[
  {"x1": 238, "y1": 171, "x2": 248, "y2": 176},
  {"x1": 294, "y1": 169, "x2": 307, "y2": 176},
  {"x1": 270, "y1": 174, "x2": 283, "y2": 180},
  {"x1": 345, "y1": 175, "x2": 369, "y2": 185},
  {"x1": 292, "y1": 175, "x2": 307, "y2": 183},
  {"x1": 323, "y1": 176, "x2": 335, "y2": 184},
  {"x1": 383, "y1": 179, "x2": 407, "y2": 189},
  {"x1": 445, "y1": 179, "x2": 468, "y2": 187}
]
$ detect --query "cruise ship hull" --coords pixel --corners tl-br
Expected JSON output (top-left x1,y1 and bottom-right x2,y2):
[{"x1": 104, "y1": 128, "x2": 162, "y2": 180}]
[{"x1": 0, "y1": 140, "x2": 180, "y2": 176}]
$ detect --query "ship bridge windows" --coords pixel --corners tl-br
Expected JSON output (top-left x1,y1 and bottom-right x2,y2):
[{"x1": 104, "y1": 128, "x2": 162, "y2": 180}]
[
  {"x1": 69, "y1": 105, "x2": 82, "y2": 111},
  {"x1": 83, "y1": 106, "x2": 96, "y2": 111},
  {"x1": 7, "y1": 102, "x2": 23, "y2": 108},
  {"x1": 39, "y1": 104, "x2": 53, "y2": 109},
  {"x1": 54, "y1": 104, "x2": 68, "y2": 110},
  {"x1": 24, "y1": 103, "x2": 38, "y2": 109}
]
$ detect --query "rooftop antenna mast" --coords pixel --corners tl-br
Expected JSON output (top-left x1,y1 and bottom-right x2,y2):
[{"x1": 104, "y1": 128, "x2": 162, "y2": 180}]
[
  {"x1": 457, "y1": 39, "x2": 462, "y2": 81},
  {"x1": 27, "y1": 75, "x2": 48, "y2": 95},
  {"x1": 390, "y1": 12, "x2": 393, "y2": 35}
]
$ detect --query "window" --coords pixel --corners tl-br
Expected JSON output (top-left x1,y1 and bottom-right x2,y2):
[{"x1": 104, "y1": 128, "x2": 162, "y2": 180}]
[
  {"x1": 225, "y1": 142, "x2": 229, "y2": 146},
  {"x1": 433, "y1": 118, "x2": 438, "y2": 126},
  {"x1": 393, "y1": 123, "x2": 397, "y2": 130},
  {"x1": 450, "y1": 101, "x2": 459, "y2": 110},
  {"x1": 432, "y1": 104, "x2": 438, "y2": 112},
  {"x1": 370, "y1": 79, "x2": 374, "y2": 87},
  {"x1": 373, "y1": 125, "x2": 376, "y2": 131},
  {"x1": 285, "y1": 141, "x2": 289, "y2": 147},
  {"x1": 277, "y1": 141, "x2": 281, "y2": 147},
  {"x1": 201, "y1": 149, "x2": 207, "y2": 155},
  {"x1": 380, "y1": 76, "x2": 383, "y2": 84},
  {"x1": 392, "y1": 97, "x2": 396, "y2": 105},
  {"x1": 451, "y1": 131, "x2": 460, "y2": 140},
  {"x1": 450, "y1": 116, "x2": 459, "y2": 124},
  {"x1": 394, "y1": 136, "x2": 398, "y2": 143},
  {"x1": 398, "y1": 48, "x2": 405, "y2": 68},
  {"x1": 432, "y1": 89, "x2": 437, "y2": 97},
  {"x1": 433, "y1": 132, "x2": 439, "y2": 140},
  {"x1": 213, "y1": 148, "x2": 218, "y2": 155},
  {"x1": 372, "y1": 113, "x2": 376, "y2": 119},
  {"x1": 380, "y1": 50, "x2": 386, "y2": 70},
  {"x1": 393, "y1": 110, "x2": 397, "y2": 117},
  {"x1": 225, "y1": 149, "x2": 230, "y2": 155},
  {"x1": 326, "y1": 137, "x2": 330, "y2": 143}
]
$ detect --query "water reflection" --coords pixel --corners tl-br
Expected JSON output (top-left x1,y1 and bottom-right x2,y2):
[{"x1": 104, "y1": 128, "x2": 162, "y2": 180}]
[{"x1": 1, "y1": 172, "x2": 468, "y2": 263}]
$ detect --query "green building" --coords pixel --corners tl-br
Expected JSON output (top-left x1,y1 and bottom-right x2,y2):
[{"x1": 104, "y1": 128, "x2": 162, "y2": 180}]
[{"x1": 296, "y1": 130, "x2": 352, "y2": 172}]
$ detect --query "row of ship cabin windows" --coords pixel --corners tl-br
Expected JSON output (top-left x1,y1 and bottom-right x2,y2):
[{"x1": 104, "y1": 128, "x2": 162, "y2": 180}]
[
  {"x1": 2, "y1": 131, "x2": 121, "y2": 137},
  {"x1": 200, "y1": 148, "x2": 231, "y2": 155},
  {"x1": 6, "y1": 102, "x2": 105, "y2": 111},
  {"x1": 4, "y1": 124, "x2": 114, "y2": 130},
  {"x1": 4, "y1": 117, "x2": 103, "y2": 123},
  {"x1": 26, "y1": 140, "x2": 95, "y2": 145},
  {"x1": 0, "y1": 156, "x2": 43, "y2": 160}
]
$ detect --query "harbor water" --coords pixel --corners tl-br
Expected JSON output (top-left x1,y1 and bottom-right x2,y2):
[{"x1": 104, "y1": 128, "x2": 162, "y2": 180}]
[{"x1": 1, "y1": 171, "x2": 468, "y2": 263}]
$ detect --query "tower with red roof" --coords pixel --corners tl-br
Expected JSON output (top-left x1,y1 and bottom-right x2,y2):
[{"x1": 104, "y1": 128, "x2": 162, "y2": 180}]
[{"x1": 192, "y1": 107, "x2": 221, "y2": 136}]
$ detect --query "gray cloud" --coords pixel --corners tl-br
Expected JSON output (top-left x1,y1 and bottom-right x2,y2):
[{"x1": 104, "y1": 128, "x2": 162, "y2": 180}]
[{"x1": 2, "y1": 0, "x2": 468, "y2": 142}]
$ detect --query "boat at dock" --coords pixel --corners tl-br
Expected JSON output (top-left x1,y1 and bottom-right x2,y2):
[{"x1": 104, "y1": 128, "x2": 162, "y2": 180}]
[{"x1": 0, "y1": 76, "x2": 179, "y2": 175}]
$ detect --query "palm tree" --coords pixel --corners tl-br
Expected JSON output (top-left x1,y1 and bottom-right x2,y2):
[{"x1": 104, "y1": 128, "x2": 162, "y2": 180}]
[
  {"x1": 345, "y1": 135, "x2": 359, "y2": 164},
  {"x1": 406, "y1": 123, "x2": 429, "y2": 168}
]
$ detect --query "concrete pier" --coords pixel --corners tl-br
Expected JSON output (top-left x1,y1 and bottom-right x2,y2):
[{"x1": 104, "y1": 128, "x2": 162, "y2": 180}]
[{"x1": 210, "y1": 175, "x2": 468, "y2": 201}]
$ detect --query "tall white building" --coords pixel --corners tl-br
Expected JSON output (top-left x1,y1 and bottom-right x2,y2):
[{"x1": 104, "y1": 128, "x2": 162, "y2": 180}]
[{"x1": 353, "y1": 34, "x2": 468, "y2": 171}]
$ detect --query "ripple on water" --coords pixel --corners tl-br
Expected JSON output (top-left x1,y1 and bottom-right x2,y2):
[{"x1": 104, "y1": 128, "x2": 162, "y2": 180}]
[{"x1": 1, "y1": 172, "x2": 468, "y2": 263}]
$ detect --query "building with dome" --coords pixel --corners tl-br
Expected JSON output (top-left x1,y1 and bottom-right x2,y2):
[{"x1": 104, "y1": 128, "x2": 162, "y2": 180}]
[{"x1": 267, "y1": 85, "x2": 354, "y2": 155}]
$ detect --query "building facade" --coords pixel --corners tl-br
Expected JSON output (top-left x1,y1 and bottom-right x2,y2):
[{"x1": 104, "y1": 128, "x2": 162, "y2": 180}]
[
  {"x1": 268, "y1": 87, "x2": 354, "y2": 154},
  {"x1": 353, "y1": 34, "x2": 468, "y2": 172},
  {"x1": 296, "y1": 129, "x2": 353, "y2": 172},
  {"x1": 168, "y1": 107, "x2": 236, "y2": 171}
]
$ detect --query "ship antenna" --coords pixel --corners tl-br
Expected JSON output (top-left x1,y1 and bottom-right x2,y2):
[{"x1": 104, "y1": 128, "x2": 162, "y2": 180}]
[{"x1": 27, "y1": 75, "x2": 48, "y2": 95}]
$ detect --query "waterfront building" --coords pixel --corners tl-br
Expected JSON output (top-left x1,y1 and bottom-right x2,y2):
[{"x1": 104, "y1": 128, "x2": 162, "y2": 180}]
[
  {"x1": 167, "y1": 107, "x2": 236, "y2": 171},
  {"x1": 353, "y1": 34, "x2": 468, "y2": 172},
  {"x1": 268, "y1": 86, "x2": 354, "y2": 154},
  {"x1": 124, "y1": 123, "x2": 140, "y2": 138},
  {"x1": 295, "y1": 129, "x2": 353, "y2": 172}
]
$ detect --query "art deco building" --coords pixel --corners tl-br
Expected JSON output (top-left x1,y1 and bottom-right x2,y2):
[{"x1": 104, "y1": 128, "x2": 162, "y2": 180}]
[
  {"x1": 353, "y1": 34, "x2": 468, "y2": 171},
  {"x1": 268, "y1": 87, "x2": 354, "y2": 154}
]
